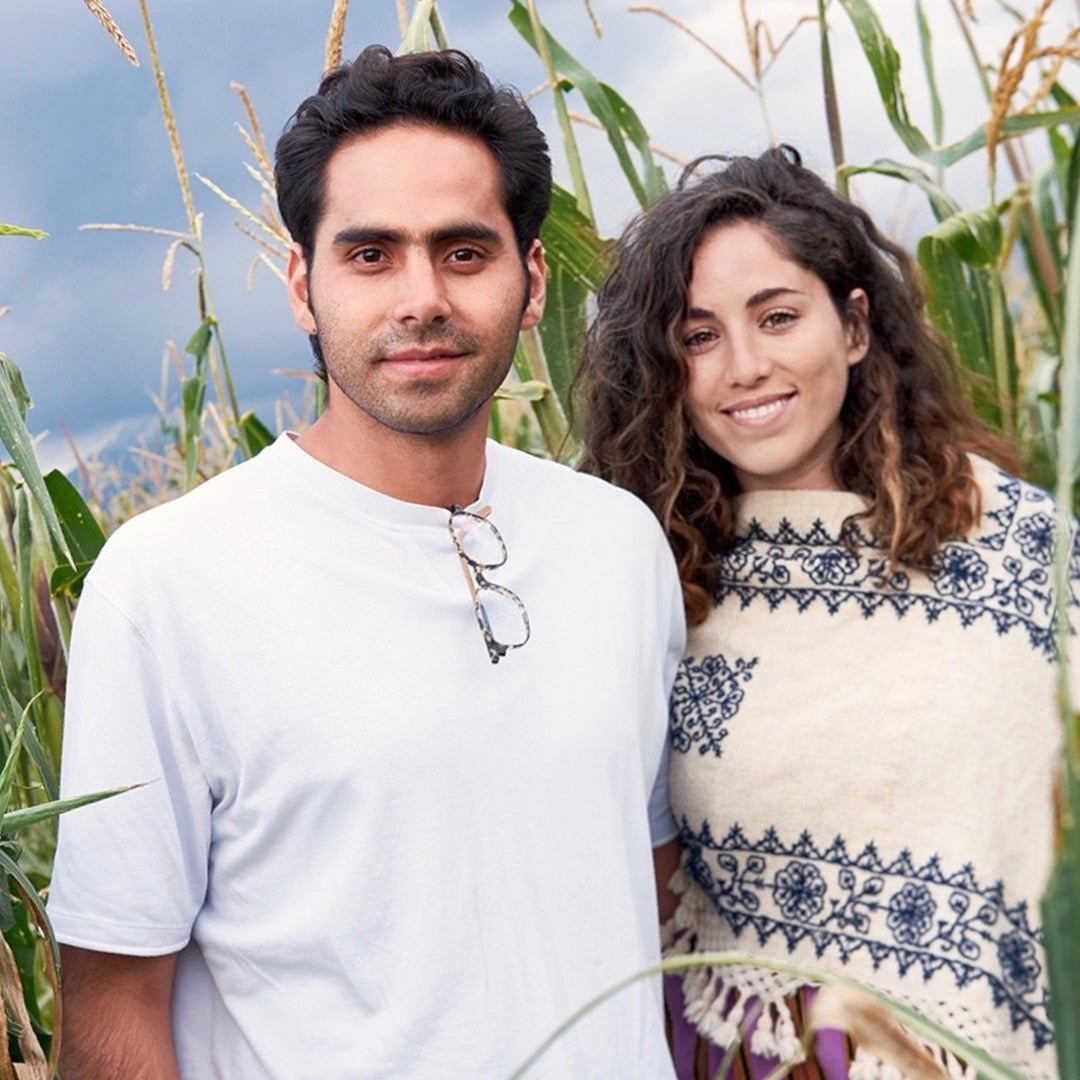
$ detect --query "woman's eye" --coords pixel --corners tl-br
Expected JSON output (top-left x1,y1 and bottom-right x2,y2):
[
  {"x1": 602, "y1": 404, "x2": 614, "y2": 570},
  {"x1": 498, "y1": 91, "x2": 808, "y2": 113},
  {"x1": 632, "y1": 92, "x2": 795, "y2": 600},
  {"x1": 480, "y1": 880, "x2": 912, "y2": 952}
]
[
  {"x1": 762, "y1": 310, "x2": 797, "y2": 329},
  {"x1": 683, "y1": 328, "x2": 717, "y2": 350}
]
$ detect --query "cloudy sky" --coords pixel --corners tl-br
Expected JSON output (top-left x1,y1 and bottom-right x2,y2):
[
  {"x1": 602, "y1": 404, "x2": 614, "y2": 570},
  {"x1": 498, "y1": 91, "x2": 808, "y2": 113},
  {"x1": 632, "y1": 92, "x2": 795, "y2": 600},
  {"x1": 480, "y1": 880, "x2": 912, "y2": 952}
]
[{"x1": 1, "y1": 0, "x2": 1075, "y2": 470}]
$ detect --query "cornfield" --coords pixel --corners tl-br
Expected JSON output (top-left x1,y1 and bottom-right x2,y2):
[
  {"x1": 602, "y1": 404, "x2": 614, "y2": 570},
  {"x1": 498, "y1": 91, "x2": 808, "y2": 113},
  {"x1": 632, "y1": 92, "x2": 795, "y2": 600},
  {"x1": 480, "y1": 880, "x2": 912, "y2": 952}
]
[{"x1": 0, "y1": 0, "x2": 1077, "y2": 1076}]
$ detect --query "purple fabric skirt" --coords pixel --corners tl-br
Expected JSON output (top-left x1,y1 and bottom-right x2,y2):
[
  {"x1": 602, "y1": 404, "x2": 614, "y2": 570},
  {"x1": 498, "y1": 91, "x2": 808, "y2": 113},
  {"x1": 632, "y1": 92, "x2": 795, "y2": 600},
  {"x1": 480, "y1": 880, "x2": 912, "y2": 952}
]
[{"x1": 665, "y1": 975, "x2": 852, "y2": 1080}]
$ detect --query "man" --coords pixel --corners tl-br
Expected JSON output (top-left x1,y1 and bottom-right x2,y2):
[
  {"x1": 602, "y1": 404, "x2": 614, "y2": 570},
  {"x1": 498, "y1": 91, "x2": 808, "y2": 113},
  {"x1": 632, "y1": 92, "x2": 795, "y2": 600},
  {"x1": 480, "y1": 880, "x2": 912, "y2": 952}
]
[{"x1": 49, "y1": 46, "x2": 685, "y2": 1080}]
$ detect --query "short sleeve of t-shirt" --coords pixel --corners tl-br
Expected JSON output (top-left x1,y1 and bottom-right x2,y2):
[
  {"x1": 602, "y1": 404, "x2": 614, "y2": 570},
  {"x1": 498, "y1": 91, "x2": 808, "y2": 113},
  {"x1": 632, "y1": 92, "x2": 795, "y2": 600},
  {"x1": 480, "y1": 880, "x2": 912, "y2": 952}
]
[
  {"x1": 646, "y1": 524, "x2": 686, "y2": 847},
  {"x1": 48, "y1": 578, "x2": 211, "y2": 955}
]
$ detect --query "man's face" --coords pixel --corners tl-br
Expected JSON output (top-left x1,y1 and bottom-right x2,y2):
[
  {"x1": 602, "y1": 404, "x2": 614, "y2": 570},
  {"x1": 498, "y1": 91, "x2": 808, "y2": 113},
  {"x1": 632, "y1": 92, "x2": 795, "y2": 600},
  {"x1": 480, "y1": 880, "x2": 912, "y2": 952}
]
[{"x1": 286, "y1": 124, "x2": 545, "y2": 440}]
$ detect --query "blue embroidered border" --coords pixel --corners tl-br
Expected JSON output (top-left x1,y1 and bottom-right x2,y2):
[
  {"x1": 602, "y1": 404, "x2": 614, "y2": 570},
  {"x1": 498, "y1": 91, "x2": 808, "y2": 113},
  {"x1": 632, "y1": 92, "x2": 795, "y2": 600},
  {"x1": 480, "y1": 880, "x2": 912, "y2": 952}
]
[
  {"x1": 714, "y1": 471, "x2": 1079, "y2": 661},
  {"x1": 680, "y1": 818, "x2": 1053, "y2": 1051}
]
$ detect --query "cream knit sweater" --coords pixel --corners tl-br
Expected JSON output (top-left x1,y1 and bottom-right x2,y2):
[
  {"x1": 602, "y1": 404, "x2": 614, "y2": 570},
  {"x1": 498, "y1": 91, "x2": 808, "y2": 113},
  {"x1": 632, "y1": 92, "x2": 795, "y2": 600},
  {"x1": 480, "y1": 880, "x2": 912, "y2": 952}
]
[{"x1": 667, "y1": 455, "x2": 1070, "y2": 1080}]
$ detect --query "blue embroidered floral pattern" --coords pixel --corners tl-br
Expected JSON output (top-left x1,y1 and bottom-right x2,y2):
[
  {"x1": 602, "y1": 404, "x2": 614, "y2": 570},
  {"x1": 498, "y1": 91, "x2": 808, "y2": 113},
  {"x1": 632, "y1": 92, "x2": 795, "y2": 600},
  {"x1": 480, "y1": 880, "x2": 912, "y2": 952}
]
[
  {"x1": 774, "y1": 861, "x2": 827, "y2": 920},
  {"x1": 714, "y1": 468, "x2": 1077, "y2": 660},
  {"x1": 679, "y1": 820, "x2": 1052, "y2": 1051},
  {"x1": 886, "y1": 882, "x2": 936, "y2": 944},
  {"x1": 669, "y1": 653, "x2": 758, "y2": 757},
  {"x1": 998, "y1": 930, "x2": 1042, "y2": 996},
  {"x1": 1014, "y1": 512, "x2": 1054, "y2": 566},
  {"x1": 931, "y1": 546, "x2": 988, "y2": 600}
]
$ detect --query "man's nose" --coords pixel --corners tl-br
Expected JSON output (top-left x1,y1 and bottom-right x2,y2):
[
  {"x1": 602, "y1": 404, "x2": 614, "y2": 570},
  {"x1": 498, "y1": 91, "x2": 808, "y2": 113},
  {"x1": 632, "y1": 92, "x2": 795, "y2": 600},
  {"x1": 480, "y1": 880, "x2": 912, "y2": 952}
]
[{"x1": 392, "y1": 254, "x2": 452, "y2": 324}]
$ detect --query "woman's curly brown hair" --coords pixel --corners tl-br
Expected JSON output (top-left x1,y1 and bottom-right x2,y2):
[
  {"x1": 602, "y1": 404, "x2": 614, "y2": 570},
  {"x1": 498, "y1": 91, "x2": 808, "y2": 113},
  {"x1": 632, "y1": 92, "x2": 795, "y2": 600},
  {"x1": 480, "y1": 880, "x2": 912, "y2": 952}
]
[{"x1": 577, "y1": 146, "x2": 1017, "y2": 626}]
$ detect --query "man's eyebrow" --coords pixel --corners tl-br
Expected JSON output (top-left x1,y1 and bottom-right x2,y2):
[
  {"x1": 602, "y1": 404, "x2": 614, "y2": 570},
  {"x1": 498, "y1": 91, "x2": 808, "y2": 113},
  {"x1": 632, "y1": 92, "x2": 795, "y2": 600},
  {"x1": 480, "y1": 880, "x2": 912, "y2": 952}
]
[
  {"x1": 330, "y1": 223, "x2": 504, "y2": 248},
  {"x1": 685, "y1": 286, "x2": 804, "y2": 320}
]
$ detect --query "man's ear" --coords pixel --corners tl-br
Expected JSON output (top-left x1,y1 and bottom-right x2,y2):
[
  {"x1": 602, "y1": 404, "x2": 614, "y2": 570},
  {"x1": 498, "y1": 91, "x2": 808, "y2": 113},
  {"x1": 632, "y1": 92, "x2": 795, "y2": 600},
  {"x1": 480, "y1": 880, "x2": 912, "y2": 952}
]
[
  {"x1": 519, "y1": 239, "x2": 547, "y2": 332},
  {"x1": 845, "y1": 288, "x2": 870, "y2": 368},
  {"x1": 286, "y1": 243, "x2": 317, "y2": 335}
]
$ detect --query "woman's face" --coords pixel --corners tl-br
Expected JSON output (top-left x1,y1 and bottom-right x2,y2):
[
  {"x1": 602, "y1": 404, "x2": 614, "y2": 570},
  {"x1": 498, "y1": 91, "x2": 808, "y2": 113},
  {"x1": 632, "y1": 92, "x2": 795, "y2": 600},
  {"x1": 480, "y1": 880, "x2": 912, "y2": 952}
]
[{"x1": 681, "y1": 220, "x2": 869, "y2": 493}]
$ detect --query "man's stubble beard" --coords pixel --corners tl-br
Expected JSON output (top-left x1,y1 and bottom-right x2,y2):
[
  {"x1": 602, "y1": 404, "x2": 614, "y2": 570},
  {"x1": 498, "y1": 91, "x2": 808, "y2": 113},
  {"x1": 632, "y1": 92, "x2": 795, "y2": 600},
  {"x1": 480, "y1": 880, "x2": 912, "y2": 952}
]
[
  {"x1": 306, "y1": 265, "x2": 531, "y2": 439},
  {"x1": 311, "y1": 312, "x2": 520, "y2": 440}
]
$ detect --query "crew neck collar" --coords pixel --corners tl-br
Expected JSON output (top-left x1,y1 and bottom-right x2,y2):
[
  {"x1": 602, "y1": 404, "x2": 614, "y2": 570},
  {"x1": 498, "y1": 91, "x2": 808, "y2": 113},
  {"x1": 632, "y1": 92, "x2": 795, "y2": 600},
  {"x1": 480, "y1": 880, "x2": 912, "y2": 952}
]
[{"x1": 270, "y1": 432, "x2": 498, "y2": 529}]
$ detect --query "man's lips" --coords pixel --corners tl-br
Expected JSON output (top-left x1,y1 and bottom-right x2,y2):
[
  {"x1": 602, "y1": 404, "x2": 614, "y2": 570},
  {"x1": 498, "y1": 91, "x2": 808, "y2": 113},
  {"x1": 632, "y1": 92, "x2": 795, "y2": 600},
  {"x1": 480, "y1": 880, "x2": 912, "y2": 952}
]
[
  {"x1": 379, "y1": 348, "x2": 471, "y2": 377},
  {"x1": 721, "y1": 391, "x2": 795, "y2": 425},
  {"x1": 381, "y1": 348, "x2": 468, "y2": 363}
]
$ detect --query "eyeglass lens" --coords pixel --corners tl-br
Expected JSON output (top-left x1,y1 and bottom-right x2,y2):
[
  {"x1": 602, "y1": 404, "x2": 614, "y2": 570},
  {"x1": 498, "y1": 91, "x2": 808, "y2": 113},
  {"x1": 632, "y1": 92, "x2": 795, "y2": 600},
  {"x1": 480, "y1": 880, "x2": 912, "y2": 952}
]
[
  {"x1": 452, "y1": 513, "x2": 506, "y2": 568},
  {"x1": 475, "y1": 584, "x2": 529, "y2": 647}
]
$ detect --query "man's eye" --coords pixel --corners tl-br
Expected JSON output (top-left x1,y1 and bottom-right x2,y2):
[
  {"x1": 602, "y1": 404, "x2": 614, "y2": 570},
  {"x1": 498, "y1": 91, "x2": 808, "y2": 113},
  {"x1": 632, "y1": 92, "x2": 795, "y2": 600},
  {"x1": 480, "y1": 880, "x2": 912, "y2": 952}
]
[
  {"x1": 449, "y1": 248, "x2": 481, "y2": 264},
  {"x1": 352, "y1": 248, "x2": 384, "y2": 264}
]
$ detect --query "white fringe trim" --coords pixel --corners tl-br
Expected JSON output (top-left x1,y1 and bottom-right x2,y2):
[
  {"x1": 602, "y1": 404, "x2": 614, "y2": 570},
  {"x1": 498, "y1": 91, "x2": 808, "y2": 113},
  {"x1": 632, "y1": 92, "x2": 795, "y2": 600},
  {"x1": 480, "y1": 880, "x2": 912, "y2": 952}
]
[
  {"x1": 665, "y1": 869, "x2": 981, "y2": 1080},
  {"x1": 848, "y1": 1044, "x2": 977, "y2": 1080}
]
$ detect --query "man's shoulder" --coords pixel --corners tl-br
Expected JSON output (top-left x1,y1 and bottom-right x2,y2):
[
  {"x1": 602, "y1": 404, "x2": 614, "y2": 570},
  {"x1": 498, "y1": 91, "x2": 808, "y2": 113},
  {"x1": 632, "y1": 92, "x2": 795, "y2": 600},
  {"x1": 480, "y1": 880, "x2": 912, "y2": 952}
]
[
  {"x1": 488, "y1": 442, "x2": 659, "y2": 528},
  {"x1": 91, "y1": 440, "x2": 285, "y2": 577}
]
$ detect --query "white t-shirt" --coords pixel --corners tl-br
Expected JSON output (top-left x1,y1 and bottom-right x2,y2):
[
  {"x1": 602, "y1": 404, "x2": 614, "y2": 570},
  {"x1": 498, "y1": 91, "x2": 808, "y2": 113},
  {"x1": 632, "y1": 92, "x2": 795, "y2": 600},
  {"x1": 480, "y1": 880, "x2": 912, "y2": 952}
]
[{"x1": 49, "y1": 434, "x2": 685, "y2": 1080}]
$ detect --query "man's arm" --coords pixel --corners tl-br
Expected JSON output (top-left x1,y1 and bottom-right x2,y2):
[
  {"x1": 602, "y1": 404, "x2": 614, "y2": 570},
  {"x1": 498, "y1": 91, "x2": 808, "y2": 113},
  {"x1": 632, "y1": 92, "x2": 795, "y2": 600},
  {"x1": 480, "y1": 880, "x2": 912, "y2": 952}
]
[
  {"x1": 653, "y1": 837, "x2": 680, "y2": 925},
  {"x1": 59, "y1": 945, "x2": 180, "y2": 1080}
]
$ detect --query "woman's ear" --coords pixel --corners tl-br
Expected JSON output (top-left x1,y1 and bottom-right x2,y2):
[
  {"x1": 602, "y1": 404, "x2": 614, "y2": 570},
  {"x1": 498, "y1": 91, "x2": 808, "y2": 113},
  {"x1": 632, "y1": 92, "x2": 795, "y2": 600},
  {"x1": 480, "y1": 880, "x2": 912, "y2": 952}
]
[{"x1": 845, "y1": 288, "x2": 870, "y2": 367}]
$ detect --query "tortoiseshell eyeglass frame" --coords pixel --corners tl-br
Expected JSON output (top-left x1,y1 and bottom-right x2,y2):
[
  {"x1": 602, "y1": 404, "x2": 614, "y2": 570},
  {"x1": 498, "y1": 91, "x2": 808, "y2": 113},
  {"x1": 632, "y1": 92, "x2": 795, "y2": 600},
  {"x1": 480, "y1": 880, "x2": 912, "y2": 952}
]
[{"x1": 448, "y1": 504, "x2": 531, "y2": 665}]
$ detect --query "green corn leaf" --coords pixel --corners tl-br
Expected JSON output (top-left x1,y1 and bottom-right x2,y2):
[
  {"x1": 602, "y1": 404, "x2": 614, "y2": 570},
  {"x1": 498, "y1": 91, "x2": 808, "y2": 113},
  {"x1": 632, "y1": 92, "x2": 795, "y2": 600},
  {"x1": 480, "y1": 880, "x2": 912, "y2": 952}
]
[
  {"x1": 0, "y1": 356, "x2": 71, "y2": 566},
  {"x1": 917, "y1": 228, "x2": 1001, "y2": 429},
  {"x1": 1048, "y1": 127, "x2": 1072, "y2": 208},
  {"x1": 947, "y1": 108, "x2": 1080, "y2": 169},
  {"x1": 839, "y1": 159, "x2": 960, "y2": 222},
  {"x1": 0, "y1": 226, "x2": 46, "y2": 240},
  {"x1": 509, "y1": 1, "x2": 664, "y2": 208},
  {"x1": 536, "y1": 184, "x2": 605, "y2": 410},
  {"x1": 0, "y1": 845, "x2": 58, "y2": 973},
  {"x1": 514, "y1": 329, "x2": 572, "y2": 459},
  {"x1": 836, "y1": 0, "x2": 933, "y2": 158},
  {"x1": 0, "y1": 668, "x2": 58, "y2": 804},
  {"x1": 837, "y1": 0, "x2": 1080, "y2": 168},
  {"x1": 184, "y1": 316, "x2": 213, "y2": 365},
  {"x1": 0, "y1": 873, "x2": 14, "y2": 933},
  {"x1": 16, "y1": 710, "x2": 58, "y2": 805},
  {"x1": 397, "y1": 0, "x2": 437, "y2": 54},
  {"x1": 4, "y1": 510, "x2": 59, "y2": 805},
  {"x1": 914, "y1": 0, "x2": 944, "y2": 147},
  {"x1": 1043, "y1": 771, "x2": 1080, "y2": 1080},
  {"x1": 537, "y1": 264, "x2": 586, "y2": 413},
  {"x1": 239, "y1": 411, "x2": 275, "y2": 455},
  {"x1": 495, "y1": 380, "x2": 549, "y2": 402},
  {"x1": 1043, "y1": 170, "x2": 1080, "y2": 1080},
  {"x1": 43, "y1": 470, "x2": 106, "y2": 566},
  {"x1": 181, "y1": 371, "x2": 207, "y2": 490},
  {"x1": 921, "y1": 205, "x2": 1003, "y2": 268},
  {"x1": 14, "y1": 488, "x2": 42, "y2": 705},
  {"x1": 0, "y1": 784, "x2": 140, "y2": 837},
  {"x1": 541, "y1": 184, "x2": 608, "y2": 292},
  {"x1": 1050, "y1": 82, "x2": 1078, "y2": 111},
  {"x1": 0, "y1": 705, "x2": 28, "y2": 822},
  {"x1": 597, "y1": 82, "x2": 666, "y2": 205},
  {"x1": 1032, "y1": 167, "x2": 1065, "y2": 345},
  {"x1": 0, "y1": 477, "x2": 20, "y2": 617},
  {"x1": 49, "y1": 560, "x2": 96, "y2": 600},
  {"x1": 43, "y1": 466, "x2": 105, "y2": 599},
  {"x1": 1066, "y1": 132, "x2": 1080, "y2": 246}
]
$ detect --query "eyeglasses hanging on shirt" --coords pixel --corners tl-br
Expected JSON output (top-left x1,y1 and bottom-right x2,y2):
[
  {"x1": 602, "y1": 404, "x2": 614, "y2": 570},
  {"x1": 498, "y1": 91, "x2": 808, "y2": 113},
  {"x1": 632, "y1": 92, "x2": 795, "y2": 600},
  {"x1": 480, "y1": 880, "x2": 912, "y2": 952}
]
[{"x1": 448, "y1": 505, "x2": 530, "y2": 665}]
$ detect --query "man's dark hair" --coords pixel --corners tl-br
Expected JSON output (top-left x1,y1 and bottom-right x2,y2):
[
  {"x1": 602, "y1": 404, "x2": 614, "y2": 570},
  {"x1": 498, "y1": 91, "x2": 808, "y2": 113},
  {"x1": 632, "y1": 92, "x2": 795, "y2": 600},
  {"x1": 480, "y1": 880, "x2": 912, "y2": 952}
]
[{"x1": 275, "y1": 45, "x2": 552, "y2": 264}]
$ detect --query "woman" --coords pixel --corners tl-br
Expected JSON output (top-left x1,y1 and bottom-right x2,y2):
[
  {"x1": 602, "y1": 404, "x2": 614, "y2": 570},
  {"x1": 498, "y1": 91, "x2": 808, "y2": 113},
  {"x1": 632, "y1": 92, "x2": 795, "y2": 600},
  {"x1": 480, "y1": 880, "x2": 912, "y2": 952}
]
[{"x1": 578, "y1": 146, "x2": 1068, "y2": 1080}]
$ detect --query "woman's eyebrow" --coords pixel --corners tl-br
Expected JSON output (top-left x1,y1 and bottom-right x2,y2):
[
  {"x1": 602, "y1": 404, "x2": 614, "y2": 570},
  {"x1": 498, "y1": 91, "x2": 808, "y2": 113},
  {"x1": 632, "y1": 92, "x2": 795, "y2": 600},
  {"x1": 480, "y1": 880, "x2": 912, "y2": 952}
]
[{"x1": 686, "y1": 286, "x2": 804, "y2": 321}]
